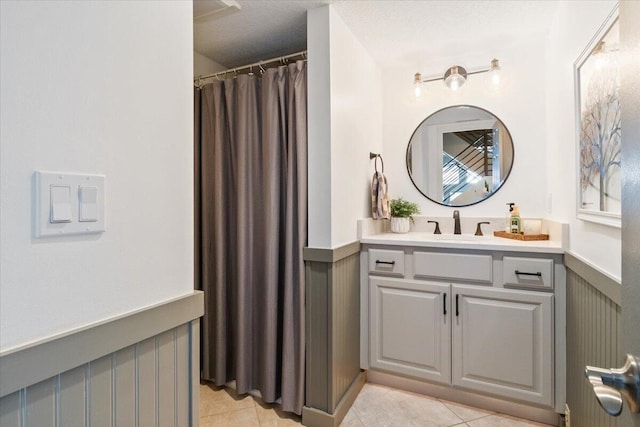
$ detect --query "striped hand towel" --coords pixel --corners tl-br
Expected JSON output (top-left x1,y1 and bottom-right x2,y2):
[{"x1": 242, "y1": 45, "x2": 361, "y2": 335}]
[{"x1": 371, "y1": 171, "x2": 390, "y2": 219}]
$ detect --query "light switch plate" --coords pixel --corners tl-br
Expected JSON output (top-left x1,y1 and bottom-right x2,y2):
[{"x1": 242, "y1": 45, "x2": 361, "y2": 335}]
[{"x1": 35, "y1": 171, "x2": 106, "y2": 237}]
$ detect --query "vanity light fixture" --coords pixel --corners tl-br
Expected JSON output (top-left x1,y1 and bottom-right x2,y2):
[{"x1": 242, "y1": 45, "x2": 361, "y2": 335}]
[{"x1": 414, "y1": 58, "x2": 501, "y2": 97}]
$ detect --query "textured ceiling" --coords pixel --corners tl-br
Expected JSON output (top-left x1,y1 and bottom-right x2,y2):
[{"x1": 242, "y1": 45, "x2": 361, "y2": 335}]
[
  {"x1": 194, "y1": 0, "x2": 329, "y2": 68},
  {"x1": 194, "y1": 0, "x2": 560, "y2": 70}
]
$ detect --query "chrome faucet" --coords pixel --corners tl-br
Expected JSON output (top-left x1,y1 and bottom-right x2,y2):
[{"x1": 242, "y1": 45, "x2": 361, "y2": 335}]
[{"x1": 453, "y1": 210, "x2": 461, "y2": 234}]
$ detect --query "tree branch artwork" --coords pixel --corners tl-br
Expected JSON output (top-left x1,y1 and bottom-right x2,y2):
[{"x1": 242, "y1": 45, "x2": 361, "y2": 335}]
[{"x1": 579, "y1": 49, "x2": 621, "y2": 212}]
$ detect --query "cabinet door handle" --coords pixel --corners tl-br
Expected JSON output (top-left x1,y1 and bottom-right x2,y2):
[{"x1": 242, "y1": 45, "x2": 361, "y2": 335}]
[
  {"x1": 515, "y1": 270, "x2": 542, "y2": 277},
  {"x1": 375, "y1": 260, "x2": 396, "y2": 266},
  {"x1": 455, "y1": 294, "x2": 459, "y2": 317},
  {"x1": 443, "y1": 293, "x2": 447, "y2": 316}
]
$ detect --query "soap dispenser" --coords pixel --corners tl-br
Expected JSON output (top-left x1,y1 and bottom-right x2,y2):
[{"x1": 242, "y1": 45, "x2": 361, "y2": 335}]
[
  {"x1": 506, "y1": 203, "x2": 515, "y2": 232},
  {"x1": 510, "y1": 205, "x2": 522, "y2": 234}
]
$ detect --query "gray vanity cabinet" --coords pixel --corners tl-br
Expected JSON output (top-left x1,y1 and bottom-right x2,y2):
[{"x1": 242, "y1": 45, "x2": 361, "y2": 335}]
[
  {"x1": 451, "y1": 284, "x2": 554, "y2": 406},
  {"x1": 369, "y1": 277, "x2": 451, "y2": 384},
  {"x1": 362, "y1": 244, "x2": 564, "y2": 412}
]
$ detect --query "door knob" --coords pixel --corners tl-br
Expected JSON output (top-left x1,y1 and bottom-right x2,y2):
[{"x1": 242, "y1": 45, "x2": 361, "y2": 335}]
[{"x1": 585, "y1": 354, "x2": 640, "y2": 416}]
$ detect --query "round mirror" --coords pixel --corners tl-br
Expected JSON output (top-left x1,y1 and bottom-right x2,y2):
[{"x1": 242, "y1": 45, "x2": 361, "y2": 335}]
[{"x1": 406, "y1": 105, "x2": 514, "y2": 207}]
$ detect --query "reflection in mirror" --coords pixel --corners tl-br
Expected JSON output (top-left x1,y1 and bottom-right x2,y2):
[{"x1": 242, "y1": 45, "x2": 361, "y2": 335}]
[{"x1": 407, "y1": 105, "x2": 514, "y2": 207}]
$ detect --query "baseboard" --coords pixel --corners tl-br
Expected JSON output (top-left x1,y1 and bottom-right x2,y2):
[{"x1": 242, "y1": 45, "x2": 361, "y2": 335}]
[{"x1": 302, "y1": 371, "x2": 366, "y2": 427}]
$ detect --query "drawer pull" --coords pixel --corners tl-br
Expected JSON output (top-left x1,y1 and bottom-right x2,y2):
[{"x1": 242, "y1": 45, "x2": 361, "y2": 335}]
[
  {"x1": 455, "y1": 294, "x2": 459, "y2": 317},
  {"x1": 375, "y1": 260, "x2": 396, "y2": 266},
  {"x1": 515, "y1": 270, "x2": 542, "y2": 277},
  {"x1": 443, "y1": 293, "x2": 447, "y2": 316}
]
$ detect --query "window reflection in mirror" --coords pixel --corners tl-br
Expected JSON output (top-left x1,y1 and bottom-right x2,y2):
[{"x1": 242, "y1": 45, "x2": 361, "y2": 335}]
[{"x1": 407, "y1": 105, "x2": 514, "y2": 207}]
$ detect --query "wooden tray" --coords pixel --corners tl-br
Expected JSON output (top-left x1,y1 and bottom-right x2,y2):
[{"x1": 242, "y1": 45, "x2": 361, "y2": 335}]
[{"x1": 493, "y1": 231, "x2": 549, "y2": 241}]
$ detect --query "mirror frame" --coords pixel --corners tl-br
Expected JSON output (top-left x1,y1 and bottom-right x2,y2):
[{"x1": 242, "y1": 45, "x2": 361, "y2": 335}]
[{"x1": 406, "y1": 104, "x2": 515, "y2": 207}]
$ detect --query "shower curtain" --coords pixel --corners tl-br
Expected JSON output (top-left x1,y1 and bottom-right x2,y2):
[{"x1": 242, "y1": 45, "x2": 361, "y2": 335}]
[{"x1": 194, "y1": 61, "x2": 307, "y2": 415}]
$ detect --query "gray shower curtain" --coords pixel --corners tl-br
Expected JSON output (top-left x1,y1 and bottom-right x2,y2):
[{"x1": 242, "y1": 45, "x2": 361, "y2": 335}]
[{"x1": 195, "y1": 61, "x2": 307, "y2": 415}]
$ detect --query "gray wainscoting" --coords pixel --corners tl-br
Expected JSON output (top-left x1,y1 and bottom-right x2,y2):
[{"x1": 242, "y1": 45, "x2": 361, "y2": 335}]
[
  {"x1": 0, "y1": 291, "x2": 203, "y2": 427},
  {"x1": 303, "y1": 241, "x2": 365, "y2": 427},
  {"x1": 565, "y1": 253, "x2": 621, "y2": 427}
]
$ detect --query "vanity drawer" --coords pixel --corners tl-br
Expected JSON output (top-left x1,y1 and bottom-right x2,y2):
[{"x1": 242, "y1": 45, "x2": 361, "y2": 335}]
[
  {"x1": 369, "y1": 249, "x2": 405, "y2": 276},
  {"x1": 413, "y1": 252, "x2": 492, "y2": 283},
  {"x1": 503, "y1": 257, "x2": 554, "y2": 290}
]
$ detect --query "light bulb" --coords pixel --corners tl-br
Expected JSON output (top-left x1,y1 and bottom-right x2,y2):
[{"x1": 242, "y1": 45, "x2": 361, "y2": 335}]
[
  {"x1": 490, "y1": 58, "x2": 501, "y2": 88},
  {"x1": 414, "y1": 72, "x2": 422, "y2": 98},
  {"x1": 444, "y1": 66, "x2": 467, "y2": 91}
]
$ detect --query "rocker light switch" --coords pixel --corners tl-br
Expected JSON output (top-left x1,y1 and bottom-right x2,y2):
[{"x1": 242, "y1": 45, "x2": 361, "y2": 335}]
[
  {"x1": 50, "y1": 185, "x2": 72, "y2": 223},
  {"x1": 79, "y1": 186, "x2": 98, "y2": 222},
  {"x1": 36, "y1": 171, "x2": 106, "y2": 237}
]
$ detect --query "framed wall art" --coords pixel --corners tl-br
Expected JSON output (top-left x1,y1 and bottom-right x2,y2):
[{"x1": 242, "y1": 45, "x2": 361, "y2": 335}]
[{"x1": 575, "y1": 6, "x2": 620, "y2": 228}]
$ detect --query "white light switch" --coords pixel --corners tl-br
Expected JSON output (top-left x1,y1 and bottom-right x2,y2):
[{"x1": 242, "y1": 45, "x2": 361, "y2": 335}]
[
  {"x1": 50, "y1": 185, "x2": 72, "y2": 223},
  {"x1": 79, "y1": 186, "x2": 98, "y2": 222},
  {"x1": 36, "y1": 171, "x2": 106, "y2": 237}
]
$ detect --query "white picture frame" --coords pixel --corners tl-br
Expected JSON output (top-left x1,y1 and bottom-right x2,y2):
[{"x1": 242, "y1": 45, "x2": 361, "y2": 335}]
[{"x1": 574, "y1": 6, "x2": 620, "y2": 228}]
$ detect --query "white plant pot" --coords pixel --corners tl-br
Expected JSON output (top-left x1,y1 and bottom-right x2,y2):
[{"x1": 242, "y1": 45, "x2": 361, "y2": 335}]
[{"x1": 390, "y1": 217, "x2": 410, "y2": 233}]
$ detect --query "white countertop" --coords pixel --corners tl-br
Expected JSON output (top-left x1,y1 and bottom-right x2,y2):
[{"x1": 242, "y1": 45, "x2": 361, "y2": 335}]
[{"x1": 360, "y1": 232, "x2": 565, "y2": 254}]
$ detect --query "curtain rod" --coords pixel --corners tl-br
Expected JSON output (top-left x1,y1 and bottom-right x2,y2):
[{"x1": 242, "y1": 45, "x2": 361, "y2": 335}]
[{"x1": 194, "y1": 50, "x2": 307, "y2": 84}]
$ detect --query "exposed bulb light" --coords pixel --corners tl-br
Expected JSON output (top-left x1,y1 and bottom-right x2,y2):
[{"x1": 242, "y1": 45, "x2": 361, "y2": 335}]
[
  {"x1": 412, "y1": 59, "x2": 501, "y2": 97},
  {"x1": 414, "y1": 72, "x2": 422, "y2": 97},
  {"x1": 444, "y1": 66, "x2": 467, "y2": 91},
  {"x1": 489, "y1": 58, "x2": 501, "y2": 87}
]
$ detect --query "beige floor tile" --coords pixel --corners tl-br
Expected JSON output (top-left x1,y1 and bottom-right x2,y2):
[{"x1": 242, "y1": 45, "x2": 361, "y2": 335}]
[
  {"x1": 466, "y1": 413, "x2": 553, "y2": 427},
  {"x1": 200, "y1": 407, "x2": 261, "y2": 427},
  {"x1": 439, "y1": 400, "x2": 494, "y2": 422},
  {"x1": 352, "y1": 383, "x2": 395, "y2": 414},
  {"x1": 353, "y1": 389, "x2": 463, "y2": 427},
  {"x1": 254, "y1": 400, "x2": 302, "y2": 426},
  {"x1": 199, "y1": 383, "x2": 256, "y2": 417},
  {"x1": 340, "y1": 408, "x2": 365, "y2": 427}
]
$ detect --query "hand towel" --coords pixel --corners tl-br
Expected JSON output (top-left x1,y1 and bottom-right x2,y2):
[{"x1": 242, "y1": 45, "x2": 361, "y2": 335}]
[{"x1": 371, "y1": 171, "x2": 390, "y2": 219}]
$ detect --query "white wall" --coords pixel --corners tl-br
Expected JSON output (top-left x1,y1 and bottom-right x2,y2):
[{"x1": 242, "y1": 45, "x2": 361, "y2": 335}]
[
  {"x1": 307, "y1": 5, "x2": 383, "y2": 248},
  {"x1": 381, "y1": 39, "x2": 548, "y2": 219},
  {"x1": 194, "y1": 51, "x2": 226, "y2": 77},
  {"x1": 0, "y1": 1, "x2": 194, "y2": 350},
  {"x1": 545, "y1": 0, "x2": 620, "y2": 279},
  {"x1": 329, "y1": 6, "x2": 383, "y2": 247},
  {"x1": 307, "y1": 6, "x2": 333, "y2": 248}
]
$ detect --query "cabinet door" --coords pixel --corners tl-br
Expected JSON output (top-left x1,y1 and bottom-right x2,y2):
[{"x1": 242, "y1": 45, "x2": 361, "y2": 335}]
[
  {"x1": 451, "y1": 284, "x2": 553, "y2": 406},
  {"x1": 370, "y1": 277, "x2": 450, "y2": 384}
]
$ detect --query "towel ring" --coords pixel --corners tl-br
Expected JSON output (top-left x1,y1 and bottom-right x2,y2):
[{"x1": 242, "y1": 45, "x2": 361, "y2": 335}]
[{"x1": 370, "y1": 152, "x2": 384, "y2": 174}]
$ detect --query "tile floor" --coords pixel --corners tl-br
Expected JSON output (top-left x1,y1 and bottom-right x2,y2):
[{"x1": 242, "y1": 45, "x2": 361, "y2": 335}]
[{"x1": 199, "y1": 382, "x2": 554, "y2": 427}]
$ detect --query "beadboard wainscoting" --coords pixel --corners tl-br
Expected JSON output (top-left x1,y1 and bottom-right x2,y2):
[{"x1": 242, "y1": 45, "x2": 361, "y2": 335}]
[
  {"x1": 565, "y1": 253, "x2": 621, "y2": 427},
  {"x1": 303, "y1": 241, "x2": 365, "y2": 427},
  {"x1": 0, "y1": 291, "x2": 204, "y2": 427}
]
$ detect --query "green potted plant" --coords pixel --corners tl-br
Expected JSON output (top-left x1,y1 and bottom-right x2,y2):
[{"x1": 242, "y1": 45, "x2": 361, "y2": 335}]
[{"x1": 389, "y1": 198, "x2": 420, "y2": 233}]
